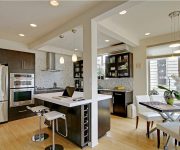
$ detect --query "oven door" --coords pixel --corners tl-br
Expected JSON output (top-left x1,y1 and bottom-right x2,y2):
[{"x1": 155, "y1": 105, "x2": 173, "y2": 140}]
[
  {"x1": 10, "y1": 88, "x2": 34, "y2": 107},
  {"x1": 10, "y1": 79, "x2": 34, "y2": 88}
]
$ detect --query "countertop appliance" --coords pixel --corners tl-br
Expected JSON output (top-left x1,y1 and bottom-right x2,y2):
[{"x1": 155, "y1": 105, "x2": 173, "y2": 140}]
[
  {"x1": 0, "y1": 64, "x2": 8, "y2": 123},
  {"x1": 10, "y1": 73, "x2": 34, "y2": 107}
]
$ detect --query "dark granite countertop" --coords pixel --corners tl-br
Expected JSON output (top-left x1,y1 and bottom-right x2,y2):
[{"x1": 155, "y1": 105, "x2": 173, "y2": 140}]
[
  {"x1": 98, "y1": 88, "x2": 132, "y2": 93},
  {"x1": 35, "y1": 87, "x2": 64, "y2": 94}
]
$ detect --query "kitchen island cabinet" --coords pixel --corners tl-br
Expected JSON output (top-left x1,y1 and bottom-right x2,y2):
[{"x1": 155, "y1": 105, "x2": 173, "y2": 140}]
[{"x1": 34, "y1": 92, "x2": 111, "y2": 148}]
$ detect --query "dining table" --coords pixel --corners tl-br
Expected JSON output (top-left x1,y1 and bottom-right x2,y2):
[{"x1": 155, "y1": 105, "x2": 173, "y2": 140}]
[{"x1": 139, "y1": 101, "x2": 180, "y2": 149}]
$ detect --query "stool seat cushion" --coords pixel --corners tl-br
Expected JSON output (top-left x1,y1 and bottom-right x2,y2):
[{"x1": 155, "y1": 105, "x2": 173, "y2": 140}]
[
  {"x1": 44, "y1": 111, "x2": 65, "y2": 121},
  {"x1": 27, "y1": 105, "x2": 49, "y2": 113}
]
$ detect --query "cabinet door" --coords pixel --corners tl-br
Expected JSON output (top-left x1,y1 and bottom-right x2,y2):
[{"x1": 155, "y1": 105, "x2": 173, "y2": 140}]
[
  {"x1": 22, "y1": 53, "x2": 35, "y2": 70},
  {"x1": 113, "y1": 92, "x2": 126, "y2": 117},
  {"x1": 0, "y1": 49, "x2": 8, "y2": 64},
  {"x1": 6, "y1": 50, "x2": 23, "y2": 72}
]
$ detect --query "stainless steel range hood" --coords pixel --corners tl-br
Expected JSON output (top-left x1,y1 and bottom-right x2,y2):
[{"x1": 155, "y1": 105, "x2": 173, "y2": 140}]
[{"x1": 42, "y1": 52, "x2": 61, "y2": 72}]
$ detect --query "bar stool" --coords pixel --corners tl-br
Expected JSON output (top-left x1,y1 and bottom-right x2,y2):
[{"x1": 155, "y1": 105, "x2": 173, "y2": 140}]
[
  {"x1": 44, "y1": 111, "x2": 67, "y2": 150},
  {"x1": 26, "y1": 105, "x2": 49, "y2": 142}
]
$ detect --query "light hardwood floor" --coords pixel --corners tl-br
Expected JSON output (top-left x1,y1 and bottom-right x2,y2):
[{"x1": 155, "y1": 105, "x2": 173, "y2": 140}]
[{"x1": 0, "y1": 115, "x2": 178, "y2": 150}]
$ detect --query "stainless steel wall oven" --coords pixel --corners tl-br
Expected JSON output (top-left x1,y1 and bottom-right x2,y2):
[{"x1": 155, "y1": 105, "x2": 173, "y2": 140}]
[{"x1": 10, "y1": 73, "x2": 34, "y2": 107}]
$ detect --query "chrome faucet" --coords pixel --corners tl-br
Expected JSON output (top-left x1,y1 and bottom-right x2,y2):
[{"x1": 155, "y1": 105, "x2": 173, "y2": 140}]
[{"x1": 53, "y1": 82, "x2": 57, "y2": 88}]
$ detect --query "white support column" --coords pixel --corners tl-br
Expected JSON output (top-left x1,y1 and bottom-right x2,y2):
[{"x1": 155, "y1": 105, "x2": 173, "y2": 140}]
[{"x1": 83, "y1": 19, "x2": 98, "y2": 147}]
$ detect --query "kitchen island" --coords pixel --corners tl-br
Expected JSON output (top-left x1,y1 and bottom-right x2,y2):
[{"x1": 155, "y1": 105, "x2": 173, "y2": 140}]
[{"x1": 34, "y1": 92, "x2": 111, "y2": 148}]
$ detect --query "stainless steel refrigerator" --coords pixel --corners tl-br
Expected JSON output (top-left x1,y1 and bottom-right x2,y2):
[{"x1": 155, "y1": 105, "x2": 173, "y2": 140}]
[{"x1": 0, "y1": 65, "x2": 8, "y2": 123}]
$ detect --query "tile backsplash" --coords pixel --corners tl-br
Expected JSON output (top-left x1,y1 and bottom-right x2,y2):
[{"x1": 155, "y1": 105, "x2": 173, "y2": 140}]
[
  {"x1": 98, "y1": 78, "x2": 133, "y2": 91},
  {"x1": 35, "y1": 51, "x2": 74, "y2": 88}
]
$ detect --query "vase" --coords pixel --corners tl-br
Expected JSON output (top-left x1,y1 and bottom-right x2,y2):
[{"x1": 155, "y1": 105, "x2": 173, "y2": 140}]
[{"x1": 166, "y1": 98, "x2": 174, "y2": 105}]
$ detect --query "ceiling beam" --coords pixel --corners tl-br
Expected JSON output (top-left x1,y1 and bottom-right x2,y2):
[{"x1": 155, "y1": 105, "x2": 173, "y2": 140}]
[
  {"x1": 98, "y1": 23, "x2": 139, "y2": 47},
  {"x1": 28, "y1": 1, "x2": 126, "y2": 49},
  {"x1": 38, "y1": 45, "x2": 83, "y2": 57}
]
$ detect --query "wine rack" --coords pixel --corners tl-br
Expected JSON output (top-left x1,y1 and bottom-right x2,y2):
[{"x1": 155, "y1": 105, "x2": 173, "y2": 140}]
[{"x1": 81, "y1": 104, "x2": 91, "y2": 147}]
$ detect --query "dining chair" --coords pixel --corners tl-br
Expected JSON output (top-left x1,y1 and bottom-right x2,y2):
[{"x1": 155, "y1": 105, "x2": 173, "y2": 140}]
[
  {"x1": 150, "y1": 95, "x2": 166, "y2": 103},
  {"x1": 135, "y1": 95, "x2": 163, "y2": 138},
  {"x1": 157, "y1": 122, "x2": 180, "y2": 149}
]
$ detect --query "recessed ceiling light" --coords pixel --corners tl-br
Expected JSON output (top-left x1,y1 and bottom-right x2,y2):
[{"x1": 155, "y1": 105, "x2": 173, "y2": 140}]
[
  {"x1": 30, "y1": 24, "x2": 37, "y2": 27},
  {"x1": 119, "y1": 10, "x2": 127, "y2": 15},
  {"x1": 50, "y1": 0, "x2": 59, "y2": 7},
  {"x1": 145, "y1": 33, "x2": 151, "y2": 36},
  {"x1": 174, "y1": 50, "x2": 180, "y2": 54},
  {"x1": 169, "y1": 43, "x2": 180, "y2": 48},
  {"x1": 105, "y1": 40, "x2": 110, "y2": 42},
  {"x1": 18, "y1": 34, "x2": 25, "y2": 37},
  {"x1": 74, "y1": 48, "x2": 78, "y2": 51}
]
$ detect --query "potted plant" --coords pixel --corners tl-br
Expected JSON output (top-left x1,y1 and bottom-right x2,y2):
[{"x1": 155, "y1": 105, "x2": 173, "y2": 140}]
[{"x1": 158, "y1": 85, "x2": 180, "y2": 105}]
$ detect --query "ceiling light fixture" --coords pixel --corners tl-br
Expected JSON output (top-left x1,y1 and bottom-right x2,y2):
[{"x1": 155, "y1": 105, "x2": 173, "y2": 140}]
[
  {"x1": 119, "y1": 10, "x2": 127, "y2": 15},
  {"x1": 72, "y1": 29, "x2": 77, "y2": 62},
  {"x1": 59, "y1": 34, "x2": 64, "y2": 38},
  {"x1": 105, "y1": 39, "x2": 110, "y2": 42},
  {"x1": 145, "y1": 32, "x2": 151, "y2": 36},
  {"x1": 74, "y1": 48, "x2": 78, "y2": 51},
  {"x1": 174, "y1": 49, "x2": 180, "y2": 54},
  {"x1": 59, "y1": 56, "x2": 64, "y2": 64},
  {"x1": 30, "y1": 24, "x2": 37, "y2": 27},
  {"x1": 50, "y1": 0, "x2": 59, "y2": 7},
  {"x1": 169, "y1": 11, "x2": 180, "y2": 48},
  {"x1": 18, "y1": 34, "x2": 25, "y2": 37}
]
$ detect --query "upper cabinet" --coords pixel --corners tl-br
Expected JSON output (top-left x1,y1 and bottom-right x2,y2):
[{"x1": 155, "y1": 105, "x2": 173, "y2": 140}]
[
  {"x1": 73, "y1": 60, "x2": 83, "y2": 78},
  {"x1": 0, "y1": 49, "x2": 35, "y2": 73},
  {"x1": 105, "y1": 53, "x2": 133, "y2": 78}
]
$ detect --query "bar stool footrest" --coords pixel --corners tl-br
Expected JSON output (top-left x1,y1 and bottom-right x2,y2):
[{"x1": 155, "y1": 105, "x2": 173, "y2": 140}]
[
  {"x1": 32, "y1": 133, "x2": 49, "y2": 142},
  {"x1": 45, "y1": 144, "x2": 64, "y2": 150}
]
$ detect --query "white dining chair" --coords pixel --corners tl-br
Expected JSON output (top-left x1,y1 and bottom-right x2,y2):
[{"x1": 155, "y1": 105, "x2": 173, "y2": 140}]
[
  {"x1": 150, "y1": 95, "x2": 166, "y2": 103},
  {"x1": 136, "y1": 95, "x2": 163, "y2": 138},
  {"x1": 157, "y1": 122, "x2": 180, "y2": 149}
]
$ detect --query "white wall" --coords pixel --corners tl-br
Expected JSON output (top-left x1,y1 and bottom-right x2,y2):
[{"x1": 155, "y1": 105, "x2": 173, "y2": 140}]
[
  {"x1": 133, "y1": 32, "x2": 180, "y2": 97},
  {"x1": 0, "y1": 39, "x2": 74, "y2": 88},
  {"x1": 35, "y1": 51, "x2": 74, "y2": 88}
]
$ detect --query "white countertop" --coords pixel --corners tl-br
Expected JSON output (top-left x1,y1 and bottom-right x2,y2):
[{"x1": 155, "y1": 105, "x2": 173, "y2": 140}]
[{"x1": 34, "y1": 91, "x2": 112, "y2": 107}]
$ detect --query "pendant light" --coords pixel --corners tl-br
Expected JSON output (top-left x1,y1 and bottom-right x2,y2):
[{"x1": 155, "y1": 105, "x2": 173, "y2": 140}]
[
  {"x1": 72, "y1": 29, "x2": 77, "y2": 62},
  {"x1": 59, "y1": 34, "x2": 65, "y2": 64},
  {"x1": 59, "y1": 56, "x2": 64, "y2": 64},
  {"x1": 169, "y1": 11, "x2": 180, "y2": 52}
]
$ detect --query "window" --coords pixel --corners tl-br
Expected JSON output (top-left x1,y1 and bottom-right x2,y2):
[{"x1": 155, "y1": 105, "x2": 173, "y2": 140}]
[
  {"x1": 149, "y1": 57, "x2": 180, "y2": 92},
  {"x1": 97, "y1": 55, "x2": 107, "y2": 77}
]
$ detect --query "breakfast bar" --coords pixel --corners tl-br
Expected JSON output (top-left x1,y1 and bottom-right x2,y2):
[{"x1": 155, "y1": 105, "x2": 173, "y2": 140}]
[{"x1": 34, "y1": 91, "x2": 112, "y2": 148}]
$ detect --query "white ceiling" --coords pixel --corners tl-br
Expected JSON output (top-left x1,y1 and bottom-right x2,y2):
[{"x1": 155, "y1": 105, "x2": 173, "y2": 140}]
[
  {"x1": 0, "y1": 1, "x2": 100, "y2": 44},
  {"x1": 0, "y1": 1, "x2": 180, "y2": 52},
  {"x1": 99, "y1": 1, "x2": 180, "y2": 45},
  {"x1": 46, "y1": 26, "x2": 120, "y2": 50}
]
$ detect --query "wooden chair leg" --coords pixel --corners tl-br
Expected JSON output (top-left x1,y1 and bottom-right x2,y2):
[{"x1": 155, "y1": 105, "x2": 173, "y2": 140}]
[
  {"x1": 147, "y1": 121, "x2": 150, "y2": 138},
  {"x1": 136, "y1": 116, "x2": 139, "y2": 129},
  {"x1": 157, "y1": 129, "x2": 160, "y2": 148},
  {"x1": 151, "y1": 121, "x2": 154, "y2": 128}
]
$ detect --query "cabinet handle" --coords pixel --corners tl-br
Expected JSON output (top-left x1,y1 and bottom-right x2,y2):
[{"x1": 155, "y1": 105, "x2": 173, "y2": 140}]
[
  {"x1": 21, "y1": 60, "x2": 23, "y2": 69},
  {"x1": 18, "y1": 110, "x2": 27, "y2": 113},
  {"x1": 115, "y1": 93, "x2": 122, "y2": 96}
]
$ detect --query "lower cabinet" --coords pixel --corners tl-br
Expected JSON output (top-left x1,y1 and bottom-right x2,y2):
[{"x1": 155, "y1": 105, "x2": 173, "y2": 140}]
[
  {"x1": 113, "y1": 91, "x2": 133, "y2": 117},
  {"x1": 8, "y1": 104, "x2": 35, "y2": 121},
  {"x1": 35, "y1": 99, "x2": 111, "y2": 148}
]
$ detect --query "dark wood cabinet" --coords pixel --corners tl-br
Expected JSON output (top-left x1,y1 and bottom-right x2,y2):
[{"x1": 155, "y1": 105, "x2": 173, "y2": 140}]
[
  {"x1": 0, "y1": 48, "x2": 35, "y2": 73},
  {"x1": 98, "y1": 99, "x2": 111, "y2": 138},
  {"x1": 8, "y1": 104, "x2": 35, "y2": 121},
  {"x1": 105, "y1": 53, "x2": 133, "y2": 78},
  {"x1": 74, "y1": 60, "x2": 83, "y2": 78},
  {"x1": 22, "y1": 53, "x2": 35, "y2": 70},
  {"x1": 35, "y1": 98, "x2": 111, "y2": 148},
  {"x1": 113, "y1": 91, "x2": 133, "y2": 117}
]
